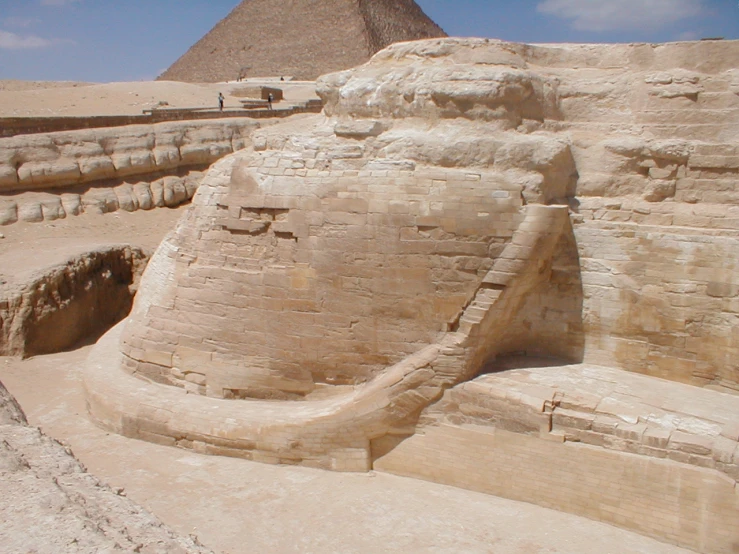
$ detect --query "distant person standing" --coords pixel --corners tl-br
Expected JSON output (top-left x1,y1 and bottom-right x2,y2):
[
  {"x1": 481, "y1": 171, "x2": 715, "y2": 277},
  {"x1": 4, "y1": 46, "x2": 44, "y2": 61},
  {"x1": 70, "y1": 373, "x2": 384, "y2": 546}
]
[
  {"x1": 267, "y1": 93, "x2": 274, "y2": 110},
  {"x1": 218, "y1": 92, "x2": 225, "y2": 111}
]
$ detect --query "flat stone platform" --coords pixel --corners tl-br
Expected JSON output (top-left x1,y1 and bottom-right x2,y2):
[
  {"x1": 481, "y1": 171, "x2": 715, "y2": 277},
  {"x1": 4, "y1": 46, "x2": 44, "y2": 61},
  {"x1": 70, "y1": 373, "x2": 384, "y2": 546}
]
[
  {"x1": 429, "y1": 359, "x2": 739, "y2": 479},
  {"x1": 374, "y1": 360, "x2": 739, "y2": 553}
]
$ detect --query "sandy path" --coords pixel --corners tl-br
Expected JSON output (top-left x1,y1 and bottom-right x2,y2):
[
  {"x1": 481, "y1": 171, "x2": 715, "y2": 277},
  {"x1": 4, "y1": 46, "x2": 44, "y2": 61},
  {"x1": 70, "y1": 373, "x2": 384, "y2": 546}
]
[{"x1": 0, "y1": 206, "x2": 186, "y2": 282}]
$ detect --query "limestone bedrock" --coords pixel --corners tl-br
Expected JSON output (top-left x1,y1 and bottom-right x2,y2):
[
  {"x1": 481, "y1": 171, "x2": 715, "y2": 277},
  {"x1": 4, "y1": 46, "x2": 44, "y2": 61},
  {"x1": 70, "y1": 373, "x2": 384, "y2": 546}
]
[
  {"x1": 0, "y1": 244, "x2": 148, "y2": 357},
  {"x1": 86, "y1": 38, "x2": 739, "y2": 552},
  {"x1": 0, "y1": 118, "x2": 267, "y2": 225},
  {"x1": 0, "y1": 379, "x2": 210, "y2": 553}
]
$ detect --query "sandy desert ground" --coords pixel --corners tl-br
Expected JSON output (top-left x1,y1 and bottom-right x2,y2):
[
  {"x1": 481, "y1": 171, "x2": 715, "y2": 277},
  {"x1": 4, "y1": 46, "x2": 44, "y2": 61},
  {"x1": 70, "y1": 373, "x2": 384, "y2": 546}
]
[
  {"x1": 0, "y1": 78, "x2": 318, "y2": 117},
  {"x1": 0, "y1": 81, "x2": 694, "y2": 553}
]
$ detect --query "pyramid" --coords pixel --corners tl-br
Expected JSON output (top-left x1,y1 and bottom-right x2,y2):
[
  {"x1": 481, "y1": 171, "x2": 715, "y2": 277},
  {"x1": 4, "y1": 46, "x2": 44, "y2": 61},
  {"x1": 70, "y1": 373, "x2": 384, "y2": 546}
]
[{"x1": 158, "y1": 0, "x2": 446, "y2": 82}]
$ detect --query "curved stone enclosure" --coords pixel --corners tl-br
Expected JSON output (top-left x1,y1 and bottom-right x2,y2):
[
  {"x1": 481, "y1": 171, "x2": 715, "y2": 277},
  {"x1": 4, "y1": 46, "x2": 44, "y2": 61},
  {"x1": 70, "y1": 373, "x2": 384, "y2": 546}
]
[
  {"x1": 85, "y1": 39, "x2": 739, "y2": 552},
  {"x1": 87, "y1": 202, "x2": 572, "y2": 464}
]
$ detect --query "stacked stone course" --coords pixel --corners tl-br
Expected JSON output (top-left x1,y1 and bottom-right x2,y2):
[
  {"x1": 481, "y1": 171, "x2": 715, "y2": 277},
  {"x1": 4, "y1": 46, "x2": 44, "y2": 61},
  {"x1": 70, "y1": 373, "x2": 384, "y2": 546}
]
[
  {"x1": 86, "y1": 38, "x2": 739, "y2": 552},
  {"x1": 119, "y1": 137, "x2": 530, "y2": 397},
  {"x1": 159, "y1": 0, "x2": 446, "y2": 82},
  {"x1": 0, "y1": 118, "x2": 266, "y2": 225}
]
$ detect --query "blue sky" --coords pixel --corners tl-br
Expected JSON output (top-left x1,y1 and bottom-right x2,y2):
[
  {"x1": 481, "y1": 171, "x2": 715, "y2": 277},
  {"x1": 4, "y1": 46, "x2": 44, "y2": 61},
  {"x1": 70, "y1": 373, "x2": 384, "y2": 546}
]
[{"x1": 1, "y1": 0, "x2": 737, "y2": 82}]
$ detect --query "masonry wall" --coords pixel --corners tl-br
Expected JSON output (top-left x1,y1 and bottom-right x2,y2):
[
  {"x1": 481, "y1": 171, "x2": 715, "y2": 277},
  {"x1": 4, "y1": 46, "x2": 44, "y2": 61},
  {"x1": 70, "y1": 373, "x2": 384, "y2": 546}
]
[
  {"x1": 0, "y1": 118, "x2": 267, "y2": 225},
  {"x1": 119, "y1": 151, "x2": 530, "y2": 398},
  {"x1": 520, "y1": 40, "x2": 739, "y2": 390},
  {"x1": 568, "y1": 102, "x2": 739, "y2": 391},
  {"x1": 374, "y1": 424, "x2": 739, "y2": 554}
]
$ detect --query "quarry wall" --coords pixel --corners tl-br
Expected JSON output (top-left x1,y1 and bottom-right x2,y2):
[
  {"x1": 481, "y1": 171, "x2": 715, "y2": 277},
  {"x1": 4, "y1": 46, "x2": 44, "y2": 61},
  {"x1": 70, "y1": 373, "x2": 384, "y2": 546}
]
[{"x1": 0, "y1": 246, "x2": 148, "y2": 357}]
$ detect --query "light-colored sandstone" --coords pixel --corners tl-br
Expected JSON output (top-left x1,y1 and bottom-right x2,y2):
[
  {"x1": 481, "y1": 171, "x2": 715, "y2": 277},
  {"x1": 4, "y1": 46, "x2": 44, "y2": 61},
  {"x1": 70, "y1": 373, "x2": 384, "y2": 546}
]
[
  {"x1": 0, "y1": 118, "x2": 269, "y2": 225},
  {"x1": 84, "y1": 38, "x2": 739, "y2": 552},
  {"x1": 0, "y1": 378, "x2": 211, "y2": 553}
]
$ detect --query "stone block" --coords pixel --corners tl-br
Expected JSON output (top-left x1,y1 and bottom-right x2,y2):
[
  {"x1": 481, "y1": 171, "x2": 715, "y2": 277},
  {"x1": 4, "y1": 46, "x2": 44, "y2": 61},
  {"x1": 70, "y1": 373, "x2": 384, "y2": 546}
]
[
  {"x1": 78, "y1": 156, "x2": 116, "y2": 180},
  {"x1": 711, "y1": 436, "x2": 738, "y2": 464},
  {"x1": 184, "y1": 372, "x2": 207, "y2": 386},
  {"x1": 552, "y1": 408, "x2": 595, "y2": 431},
  {"x1": 720, "y1": 422, "x2": 739, "y2": 442},
  {"x1": 642, "y1": 426, "x2": 671, "y2": 449},
  {"x1": 592, "y1": 415, "x2": 620, "y2": 435},
  {"x1": 648, "y1": 167, "x2": 675, "y2": 179},
  {"x1": 17, "y1": 201, "x2": 44, "y2": 222},
  {"x1": 35, "y1": 198, "x2": 64, "y2": 222},
  {"x1": 18, "y1": 160, "x2": 81, "y2": 188},
  {"x1": 615, "y1": 423, "x2": 647, "y2": 442},
  {"x1": 668, "y1": 431, "x2": 713, "y2": 456},
  {"x1": 334, "y1": 120, "x2": 384, "y2": 138},
  {"x1": 558, "y1": 393, "x2": 600, "y2": 413},
  {"x1": 0, "y1": 200, "x2": 18, "y2": 225},
  {"x1": 706, "y1": 281, "x2": 739, "y2": 298},
  {"x1": 141, "y1": 349, "x2": 174, "y2": 368}
]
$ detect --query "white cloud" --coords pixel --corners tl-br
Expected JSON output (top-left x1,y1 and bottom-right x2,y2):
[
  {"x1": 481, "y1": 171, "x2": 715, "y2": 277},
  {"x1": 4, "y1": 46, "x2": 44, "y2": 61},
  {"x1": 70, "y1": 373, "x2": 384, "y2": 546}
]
[
  {"x1": 536, "y1": 0, "x2": 705, "y2": 32},
  {"x1": 3, "y1": 17, "x2": 39, "y2": 29},
  {"x1": 0, "y1": 30, "x2": 52, "y2": 49},
  {"x1": 0, "y1": 30, "x2": 73, "y2": 49}
]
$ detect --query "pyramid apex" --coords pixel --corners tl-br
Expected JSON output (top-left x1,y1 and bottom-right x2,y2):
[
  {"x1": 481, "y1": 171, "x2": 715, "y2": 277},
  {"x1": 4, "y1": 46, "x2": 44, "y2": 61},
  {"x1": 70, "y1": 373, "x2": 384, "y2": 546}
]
[{"x1": 159, "y1": 0, "x2": 446, "y2": 82}]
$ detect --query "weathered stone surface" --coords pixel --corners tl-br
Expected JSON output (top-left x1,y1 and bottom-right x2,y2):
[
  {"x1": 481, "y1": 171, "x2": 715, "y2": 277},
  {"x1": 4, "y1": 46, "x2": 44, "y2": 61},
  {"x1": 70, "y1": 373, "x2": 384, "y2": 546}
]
[
  {"x1": 0, "y1": 118, "x2": 265, "y2": 225},
  {"x1": 159, "y1": 0, "x2": 446, "y2": 82},
  {"x1": 0, "y1": 380, "x2": 211, "y2": 553},
  {"x1": 0, "y1": 245, "x2": 148, "y2": 357},
  {"x1": 90, "y1": 35, "x2": 739, "y2": 458},
  {"x1": 0, "y1": 200, "x2": 18, "y2": 225},
  {"x1": 84, "y1": 38, "x2": 739, "y2": 553}
]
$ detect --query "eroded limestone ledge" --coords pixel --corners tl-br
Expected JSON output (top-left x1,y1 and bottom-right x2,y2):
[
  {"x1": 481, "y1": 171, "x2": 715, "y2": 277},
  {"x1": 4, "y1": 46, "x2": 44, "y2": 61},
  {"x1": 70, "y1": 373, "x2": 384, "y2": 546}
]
[
  {"x1": 426, "y1": 361, "x2": 739, "y2": 480},
  {"x1": 0, "y1": 244, "x2": 148, "y2": 357},
  {"x1": 385, "y1": 361, "x2": 739, "y2": 554},
  {"x1": 0, "y1": 118, "x2": 270, "y2": 225},
  {"x1": 376, "y1": 421, "x2": 738, "y2": 554},
  {"x1": 85, "y1": 38, "x2": 739, "y2": 552}
]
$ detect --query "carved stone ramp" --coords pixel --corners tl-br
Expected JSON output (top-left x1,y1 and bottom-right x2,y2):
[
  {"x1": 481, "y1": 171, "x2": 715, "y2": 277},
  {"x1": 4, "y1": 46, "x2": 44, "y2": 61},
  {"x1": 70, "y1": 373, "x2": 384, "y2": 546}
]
[{"x1": 84, "y1": 205, "x2": 571, "y2": 470}]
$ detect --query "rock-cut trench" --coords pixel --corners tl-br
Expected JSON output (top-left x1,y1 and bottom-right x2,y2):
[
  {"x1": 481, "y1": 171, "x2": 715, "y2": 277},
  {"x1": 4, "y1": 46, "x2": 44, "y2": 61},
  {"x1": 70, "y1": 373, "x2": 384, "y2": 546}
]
[{"x1": 0, "y1": 246, "x2": 148, "y2": 357}]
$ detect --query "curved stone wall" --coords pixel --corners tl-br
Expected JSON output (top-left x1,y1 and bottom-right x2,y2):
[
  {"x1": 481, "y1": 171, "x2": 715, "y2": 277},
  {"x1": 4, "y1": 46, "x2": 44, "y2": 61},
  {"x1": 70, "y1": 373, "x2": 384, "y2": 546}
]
[{"x1": 84, "y1": 38, "x2": 739, "y2": 552}]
